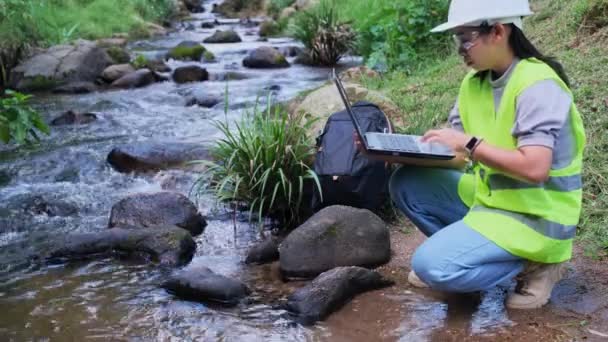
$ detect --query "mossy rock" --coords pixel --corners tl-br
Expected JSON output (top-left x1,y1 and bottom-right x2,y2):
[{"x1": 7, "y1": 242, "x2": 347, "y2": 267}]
[
  {"x1": 106, "y1": 46, "x2": 131, "y2": 64},
  {"x1": 167, "y1": 42, "x2": 206, "y2": 61},
  {"x1": 259, "y1": 20, "x2": 279, "y2": 37},
  {"x1": 274, "y1": 54, "x2": 287, "y2": 65},
  {"x1": 203, "y1": 50, "x2": 216, "y2": 62},
  {"x1": 25, "y1": 76, "x2": 58, "y2": 92}
]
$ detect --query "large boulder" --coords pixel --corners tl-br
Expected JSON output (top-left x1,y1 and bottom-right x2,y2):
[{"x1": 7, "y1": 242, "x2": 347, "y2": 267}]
[
  {"x1": 203, "y1": 30, "x2": 242, "y2": 43},
  {"x1": 101, "y1": 64, "x2": 136, "y2": 83},
  {"x1": 110, "y1": 69, "x2": 157, "y2": 89},
  {"x1": 172, "y1": 65, "x2": 209, "y2": 84},
  {"x1": 50, "y1": 110, "x2": 98, "y2": 126},
  {"x1": 52, "y1": 81, "x2": 98, "y2": 94},
  {"x1": 163, "y1": 265, "x2": 250, "y2": 305},
  {"x1": 166, "y1": 41, "x2": 207, "y2": 61},
  {"x1": 291, "y1": 81, "x2": 404, "y2": 138},
  {"x1": 242, "y1": 47, "x2": 289, "y2": 69},
  {"x1": 108, "y1": 191, "x2": 206, "y2": 236},
  {"x1": 285, "y1": 266, "x2": 394, "y2": 325},
  {"x1": 9, "y1": 40, "x2": 113, "y2": 92},
  {"x1": 245, "y1": 237, "x2": 280, "y2": 264},
  {"x1": 279, "y1": 205, "x2": 391, "y2": 278},
  {"x1": 46, "y1": 225, "x2": 195, "y2": 267},
  {"x1": 107, "y1": 141, "x2": 211, "y2": 172}
]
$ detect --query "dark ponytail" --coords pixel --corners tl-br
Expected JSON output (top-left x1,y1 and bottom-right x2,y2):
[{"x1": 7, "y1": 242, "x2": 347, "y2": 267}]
[
  {"x1": 508, "y1": 25, "x2": 570, "y2": 87},
  {"x1": 474, "y1": 23, "x2": 570, "y2": 87}
]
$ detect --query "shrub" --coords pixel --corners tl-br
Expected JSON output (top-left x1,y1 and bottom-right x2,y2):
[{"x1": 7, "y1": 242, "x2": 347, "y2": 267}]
[
  {"x1": 193, "y1": 95, "x2": 322, "y2": 229},
  {"x1": 331, "y1": 0, "x2": 449, "y2": 71},
  {"x1": 0, "y1": 90, "x2": 49, "y2": 144},
  {"x1": 290, "y1": 0, "x2": 356, "y2": 66}
]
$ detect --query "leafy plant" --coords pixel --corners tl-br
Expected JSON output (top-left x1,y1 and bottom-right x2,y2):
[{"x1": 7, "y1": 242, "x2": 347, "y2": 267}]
[
  {"x1": 330, "y1": 0, "x2": 449, "y2": 72},
  {"x1": 0, "y1": 90, "x2": 49, "y2": 144},
  {"x1": 193, "y1": 94, "x2": 322, "y2": 229},
  {"x1": 290, "y1": 0, "x2": 356, "y2": 66}
]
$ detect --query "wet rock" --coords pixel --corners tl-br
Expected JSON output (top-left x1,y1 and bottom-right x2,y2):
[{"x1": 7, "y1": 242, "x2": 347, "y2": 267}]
[
  {"x1": 279, "y1": 205, "x2": 391, "y2": 278},
  {"x1": 264, "y1": 84, "x2": 281, "y2": 92},
  {"x1": 105, "y1": 46, "x2": 131, "y2": 64},
  {"x1": 108, "y1": 192, "x2": 206, "y2": 236},
  {"x1": 7, "y1": 194, "x2": 78, "y2": 217},
  {"x1": 245, "y1": 237, "x2": 280, "y2": 264},
  {"x1": 53, "y1": 81, "x2": 98, "y2": 94},
  {"x1": 46, "y1": 225, "x2": 195, "y2": 267},
  {"x1": 110, "y1": 69, "x2": 156, "y2": 89},
  {"x1": 167, "y1": 41, "x2": 207, "y2": 61},
  {"x1": 203, "y1": 30, "x2": 242, "y2": 43},
  {"x1": 185, "y1": 93, "x2": 222, "y2": 108},
  {"x1": 9, "y1": 39, "x2": 113, "y2": 92},
  {"x1": 107, "y1": 141, "x2": 211, "y2": 172},
  {"x1": 182, "y1": 0, "x2": 205, "y2": 13},
  {"x1": 201, "y1": 21, "x2": 216, "y2": 29},
  {"x1": 277, "y1": 46, "x2": 304, "y2": 58},
  {"x1": 50, "y1": 110, "x2": 98, "y2": 126},
  {"x1": 285, "y1": 266, "x2": 393, "y2": 324},
  {"x1": 163, "y1": 266, "x2": 250, "y2": 305},
  {"x1": 172, "y1": 65, "x2": 209, "y2": 84},
  {"x1": 0, "y1": 170, "x2": 11, "y2": 187},
  {"x1": 101, "y1": 64, "x2": 136, "y2": 83},
  {"x1": 243, "y1": 47, "x2": 289, "y2": 69},
  {"x1": 293, "y1": 51, "x2": 315, "y2": 65},
  {"x1": 208, "y1": 71, "x2": 250, "y2": 81},
  {"x1": 147, "y1": 59, "x2": 172, "y2": 73}
]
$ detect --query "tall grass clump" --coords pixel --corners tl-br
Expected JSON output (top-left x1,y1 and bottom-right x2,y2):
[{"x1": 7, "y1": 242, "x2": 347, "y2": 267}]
[
  {"x1": 194, "y1": 95, "x2": 322, "y2": 229},
  {"x1": 328, "y1": 0, "x2": 449, "y2": 71},
  {"x1": 290, "y1": 0, "x2": 356, "y2": 66}
]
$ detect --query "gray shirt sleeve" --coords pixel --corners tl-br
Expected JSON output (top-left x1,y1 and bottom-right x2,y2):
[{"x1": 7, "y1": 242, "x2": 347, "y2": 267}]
[
  {"x1": 448, "y1": 99, "x2": 464, "y2": 132},
  {"x1": 513, "y1": 80, "x2": 572, "y2": 149}
]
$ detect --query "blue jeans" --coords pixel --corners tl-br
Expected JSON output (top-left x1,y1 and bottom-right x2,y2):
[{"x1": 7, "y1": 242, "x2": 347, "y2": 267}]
[{"x1": 389, "y1": 166, "x2": 525, "y2": 293}]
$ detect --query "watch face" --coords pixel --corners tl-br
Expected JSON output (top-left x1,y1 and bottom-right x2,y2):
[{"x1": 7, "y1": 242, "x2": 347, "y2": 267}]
[{"x1": 466, "y1": 137, "x2": 478, "y2": 150}]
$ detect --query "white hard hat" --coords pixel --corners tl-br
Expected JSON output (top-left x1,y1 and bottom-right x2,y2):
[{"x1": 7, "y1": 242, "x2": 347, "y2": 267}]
[{"x1": 431, "y1": 0, "x2": 534, "y2": 33}]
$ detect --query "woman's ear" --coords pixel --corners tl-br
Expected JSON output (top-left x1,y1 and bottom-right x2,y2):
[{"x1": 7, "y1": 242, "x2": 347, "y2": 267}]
[{"x1": 493, "y1": 23, "x2": 511, "y2": 44}]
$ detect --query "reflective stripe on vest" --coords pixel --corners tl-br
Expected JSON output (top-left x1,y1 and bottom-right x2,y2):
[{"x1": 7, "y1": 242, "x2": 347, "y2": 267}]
[
  {"x1": 470, "y1": 206, "x2": 577, "y2": 240},
  {"x1": 488, "y1": 173, "x2": 583, "y2": 192}
]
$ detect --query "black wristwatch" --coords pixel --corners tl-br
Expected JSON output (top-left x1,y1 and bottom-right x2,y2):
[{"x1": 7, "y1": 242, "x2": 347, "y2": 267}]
[{"x1": 465, "y1": 136, "x2": 481, "y2": 158}]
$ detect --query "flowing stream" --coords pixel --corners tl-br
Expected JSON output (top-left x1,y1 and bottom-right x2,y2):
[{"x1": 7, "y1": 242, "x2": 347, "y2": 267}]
[{"x1": 0, "y1": 1, "x2": 580, "y2": 341}]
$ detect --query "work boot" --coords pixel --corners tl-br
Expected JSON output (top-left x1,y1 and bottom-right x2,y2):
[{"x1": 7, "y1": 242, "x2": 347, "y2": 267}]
[
  {"x1": 506, "y1": 262, "x2": 567, "y2": 310},
  {"x1": 408, "y1": 270, "x2": 429, "y2": 288}
]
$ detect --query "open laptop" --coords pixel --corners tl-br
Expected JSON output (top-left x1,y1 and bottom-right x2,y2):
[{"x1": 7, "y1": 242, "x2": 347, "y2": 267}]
[{"x1": 333, "y1": 70, "x2": 455, "y2": 160}]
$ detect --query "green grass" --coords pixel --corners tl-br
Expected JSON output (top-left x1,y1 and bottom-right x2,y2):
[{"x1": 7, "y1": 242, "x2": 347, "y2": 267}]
[
  {"x1": 364, "y1": 0, "x2": 608, "y2": 255},
  {"x1": 0, "y1": 0, "x2": 174, "y2": 47}
]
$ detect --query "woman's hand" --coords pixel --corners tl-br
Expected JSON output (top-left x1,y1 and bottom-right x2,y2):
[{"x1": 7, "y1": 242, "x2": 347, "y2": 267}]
[{"x1": 422, "y1": 128, "x2": 471, "y2": 153}]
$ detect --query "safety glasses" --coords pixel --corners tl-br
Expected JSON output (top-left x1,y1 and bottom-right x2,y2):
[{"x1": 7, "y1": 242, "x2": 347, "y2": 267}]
[{"x1": 452, "y1": 31, "x2": 481, "y2": 51}]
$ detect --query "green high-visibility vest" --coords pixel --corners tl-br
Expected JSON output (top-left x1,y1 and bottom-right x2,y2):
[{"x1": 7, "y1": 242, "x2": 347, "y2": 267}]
[{"x1": 457, "y1": 58, "x2": 586, "y2": 263}]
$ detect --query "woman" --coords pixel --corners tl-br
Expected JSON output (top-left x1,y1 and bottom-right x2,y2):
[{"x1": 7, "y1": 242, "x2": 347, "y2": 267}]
[{"x1": 357, "y1": 0, "x2": 586, "y2": 310}]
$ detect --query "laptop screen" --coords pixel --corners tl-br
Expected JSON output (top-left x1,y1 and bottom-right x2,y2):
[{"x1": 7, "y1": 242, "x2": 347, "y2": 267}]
[{"x1": 333, "y1": 70, "x2": 367, "y2": 146}]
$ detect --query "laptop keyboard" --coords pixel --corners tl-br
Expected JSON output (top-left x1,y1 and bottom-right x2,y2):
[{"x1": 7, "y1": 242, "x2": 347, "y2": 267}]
[{"x1": 376, "y1": 134, "x2": 421, "y2": 152}]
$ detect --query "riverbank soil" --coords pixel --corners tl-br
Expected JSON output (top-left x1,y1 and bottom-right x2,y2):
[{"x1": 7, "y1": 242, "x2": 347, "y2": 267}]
[{"x1": 316, "y1": 223, "x2": 608, "y2": 341}]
